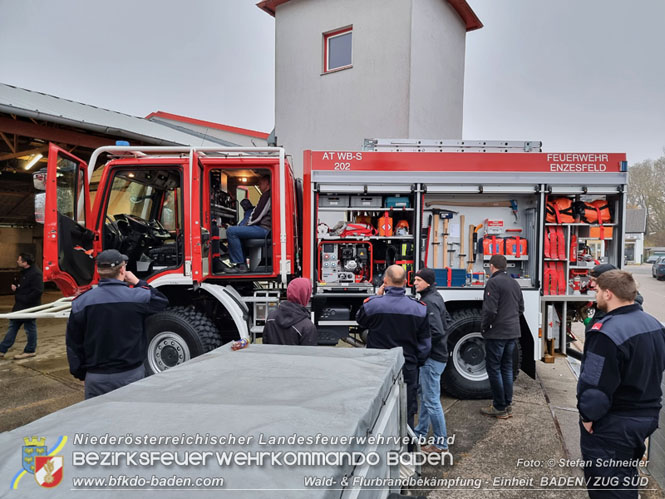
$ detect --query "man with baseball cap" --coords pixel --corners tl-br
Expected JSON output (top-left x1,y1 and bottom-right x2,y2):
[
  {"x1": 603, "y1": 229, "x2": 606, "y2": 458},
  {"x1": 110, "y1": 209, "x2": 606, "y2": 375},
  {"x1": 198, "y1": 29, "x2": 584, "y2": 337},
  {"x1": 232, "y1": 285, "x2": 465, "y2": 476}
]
[
  {"x1": 66, "y1": 249, "x2": 169, "y2": 398},
  {"x1": 585, "y1": 263, "x2": 643, "y2": 332}
]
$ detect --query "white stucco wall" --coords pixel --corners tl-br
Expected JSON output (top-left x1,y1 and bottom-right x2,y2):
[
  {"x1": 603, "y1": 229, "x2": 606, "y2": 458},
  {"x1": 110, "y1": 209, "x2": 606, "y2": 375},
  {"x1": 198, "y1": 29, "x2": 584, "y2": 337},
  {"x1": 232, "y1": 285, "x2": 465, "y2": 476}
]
[
  {"x1": 274, "y1": 0, "x2": 466, "y2": 175},
  {"x1": 409, "y1": 0, "x2": 465, "y2": 138}
]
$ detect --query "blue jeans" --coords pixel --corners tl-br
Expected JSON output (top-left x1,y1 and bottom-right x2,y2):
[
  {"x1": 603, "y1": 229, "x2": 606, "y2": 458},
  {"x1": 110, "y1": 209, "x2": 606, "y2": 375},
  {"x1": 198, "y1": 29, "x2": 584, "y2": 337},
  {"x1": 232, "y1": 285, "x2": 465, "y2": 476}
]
[
  {"x1": 484, "y1": 338, "x2": 515, "y2": 411},
  {"x1": 415, "y1": 358, "x2": 448, "y2": 448},
  {"x1": 226, "y1": 225, "x2": 269, "y2": 264},
  {"x1": 0, "y1": 319, "x2": 37, "y2": 354}
]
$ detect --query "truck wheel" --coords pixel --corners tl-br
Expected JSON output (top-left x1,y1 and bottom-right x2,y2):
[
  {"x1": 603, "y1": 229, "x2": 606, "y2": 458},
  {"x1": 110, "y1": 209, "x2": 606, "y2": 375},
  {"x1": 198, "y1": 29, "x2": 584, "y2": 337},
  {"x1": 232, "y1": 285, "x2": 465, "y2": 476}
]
[
  {"x1": 442, "y1": 309, "x2": 521, "y2": 399},
  {"x1": 144, "y1": 306, "x2": 222, "y2": 375}
]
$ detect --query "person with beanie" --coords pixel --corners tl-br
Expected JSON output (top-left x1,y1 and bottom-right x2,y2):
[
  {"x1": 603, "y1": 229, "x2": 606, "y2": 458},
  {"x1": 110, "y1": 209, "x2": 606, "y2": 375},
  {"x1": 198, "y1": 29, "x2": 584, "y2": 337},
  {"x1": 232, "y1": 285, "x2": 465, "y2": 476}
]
[
  {"x1": 413, "y1": 267, "x2": 451, "y2": 453},
  {"x1": 263, "y1": 278, "x2": 318, "y2": 345}
]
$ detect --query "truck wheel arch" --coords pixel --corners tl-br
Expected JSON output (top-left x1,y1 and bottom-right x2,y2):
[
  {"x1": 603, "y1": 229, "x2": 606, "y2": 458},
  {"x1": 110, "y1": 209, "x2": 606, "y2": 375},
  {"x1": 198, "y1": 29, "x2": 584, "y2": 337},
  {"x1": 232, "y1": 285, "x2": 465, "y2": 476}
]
[
  {"x1": 152, "y1": 282, "x2": 250, "y2": 342},
  {"x1": 144, "y1": 306, "x2": 221, "y2": 375},
  {"x1": 442, "y1": 308, "x2": 522, "y2": 400}
]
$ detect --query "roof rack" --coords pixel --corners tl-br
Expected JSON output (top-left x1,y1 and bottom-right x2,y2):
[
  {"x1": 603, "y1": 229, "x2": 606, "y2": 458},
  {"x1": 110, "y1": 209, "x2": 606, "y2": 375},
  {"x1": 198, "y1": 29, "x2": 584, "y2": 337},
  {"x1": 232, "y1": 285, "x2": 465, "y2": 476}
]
[{"x1": 362, "y1": 139, "x2": 542, "y2": 153}]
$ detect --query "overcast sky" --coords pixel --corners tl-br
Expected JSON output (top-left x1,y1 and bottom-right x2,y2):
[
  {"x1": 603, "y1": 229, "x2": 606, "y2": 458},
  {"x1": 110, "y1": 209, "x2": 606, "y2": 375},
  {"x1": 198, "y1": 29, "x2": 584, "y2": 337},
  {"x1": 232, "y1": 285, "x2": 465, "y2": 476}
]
[{"x1": 0, "y1": 0, "x2": 663, "y2": 164}]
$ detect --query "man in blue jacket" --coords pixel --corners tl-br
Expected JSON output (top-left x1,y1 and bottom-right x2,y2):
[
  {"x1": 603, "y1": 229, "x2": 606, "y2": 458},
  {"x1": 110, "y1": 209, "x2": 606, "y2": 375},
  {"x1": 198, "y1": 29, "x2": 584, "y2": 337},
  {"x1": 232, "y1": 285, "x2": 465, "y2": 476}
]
[
  {"x1": 577, "y1": 270, "x2": 665, "y2": 498},
  {"x1": 356, "y1": 264, "x2": 431, "y2": 428},
  {"x1": 66, "y1": 250, "x2": 169, "y2": 399}
]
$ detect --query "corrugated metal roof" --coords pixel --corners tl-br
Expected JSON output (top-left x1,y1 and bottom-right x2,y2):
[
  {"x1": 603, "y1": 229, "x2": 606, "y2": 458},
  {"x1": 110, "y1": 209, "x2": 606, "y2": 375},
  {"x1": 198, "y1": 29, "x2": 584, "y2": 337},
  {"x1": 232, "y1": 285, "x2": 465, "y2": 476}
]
[
  {"x1": 0, "y1": 83, "x2": 237, "y2": 147},
  {"x1": 626, "y1": 207, "x2": 647, "y2": 233}
]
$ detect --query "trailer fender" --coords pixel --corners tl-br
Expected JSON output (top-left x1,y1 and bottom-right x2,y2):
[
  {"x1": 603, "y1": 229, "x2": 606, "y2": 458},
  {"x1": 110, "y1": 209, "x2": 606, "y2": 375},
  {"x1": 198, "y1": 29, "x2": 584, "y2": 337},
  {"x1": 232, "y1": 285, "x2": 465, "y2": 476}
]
[{"x1": 199, "y1": 283, "x2": 250, "y2": 341}]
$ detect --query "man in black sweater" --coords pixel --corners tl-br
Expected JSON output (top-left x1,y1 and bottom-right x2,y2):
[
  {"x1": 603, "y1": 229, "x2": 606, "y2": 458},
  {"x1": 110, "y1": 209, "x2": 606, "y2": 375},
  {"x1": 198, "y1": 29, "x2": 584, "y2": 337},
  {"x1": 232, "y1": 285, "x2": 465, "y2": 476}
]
[
  {"x1": 577, "y1": 270, "x2": 665, "y2": 498},
  {"x1": 66, "y1": 250, "x2": 168, "y2": 399},
  {"x1": 480, "y1": 254, "x2": 524, "y2": 419},
  {"x1": 0, "y1": 253, "x2": 43, "y2": 360}
]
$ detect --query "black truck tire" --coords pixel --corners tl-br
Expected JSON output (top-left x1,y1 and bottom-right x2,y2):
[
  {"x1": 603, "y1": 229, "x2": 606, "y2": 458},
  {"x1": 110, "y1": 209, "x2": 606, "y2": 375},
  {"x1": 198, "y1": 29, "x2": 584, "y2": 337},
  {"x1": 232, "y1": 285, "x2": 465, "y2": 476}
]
[
  {"x1": 144, "y1": 306, "x2": 222, "y2": 375},
  {"x1": 442, "y1": 308, "x2": 521, "y2": 400}
]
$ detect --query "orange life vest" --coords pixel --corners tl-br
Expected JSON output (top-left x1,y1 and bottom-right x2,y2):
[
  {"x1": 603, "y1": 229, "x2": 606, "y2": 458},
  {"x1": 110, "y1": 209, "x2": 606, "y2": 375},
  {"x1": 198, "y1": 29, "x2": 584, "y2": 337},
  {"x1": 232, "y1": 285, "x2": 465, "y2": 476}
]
[{"x1": 546, "y1": 197, "x2": 577, "y2": 224}]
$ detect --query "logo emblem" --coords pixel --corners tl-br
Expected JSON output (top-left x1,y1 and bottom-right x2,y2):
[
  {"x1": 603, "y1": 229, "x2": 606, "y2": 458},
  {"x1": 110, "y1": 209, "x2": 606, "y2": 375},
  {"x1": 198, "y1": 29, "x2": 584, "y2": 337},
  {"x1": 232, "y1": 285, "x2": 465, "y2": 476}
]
[
  {"x1": 11, "y1": 435, "x2": 68, "y2": 490},
  {"x1": 591, "y1": 322, "x2": 603, "y2": 331},
  {"x1": 22, "y1": 436, "x2": 47, "y2": 474},
  {"x1": 34, "y1": 456, "x2": 64, "y2": 488}
]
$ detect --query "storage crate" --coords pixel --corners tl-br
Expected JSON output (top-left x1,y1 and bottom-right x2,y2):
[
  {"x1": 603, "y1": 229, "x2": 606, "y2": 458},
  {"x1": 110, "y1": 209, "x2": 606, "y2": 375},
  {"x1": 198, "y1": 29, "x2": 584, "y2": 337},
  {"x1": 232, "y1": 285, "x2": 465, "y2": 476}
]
[
  {"x1": 589, "y1": 226, "x2": 613, "y2": 239},
  {"x1": 434, "y1": 268, "x2": 467, "y2": 287},
  {"x1": 320, "y1": 195, "x2": 349, "y2": 208},
  {"x1": 350, "y1": 196, "x2": 382, "y2": 208},
  {"x1": 385, "y1": 196, "x2": 410, "y2": 208}
]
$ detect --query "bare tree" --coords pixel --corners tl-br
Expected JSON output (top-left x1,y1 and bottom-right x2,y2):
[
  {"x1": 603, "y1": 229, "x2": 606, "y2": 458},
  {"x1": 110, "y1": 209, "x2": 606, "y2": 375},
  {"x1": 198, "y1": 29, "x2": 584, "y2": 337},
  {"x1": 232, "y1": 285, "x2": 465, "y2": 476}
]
[{"x1": 628, "y1": 155, "x2": 665, "y2": 245}]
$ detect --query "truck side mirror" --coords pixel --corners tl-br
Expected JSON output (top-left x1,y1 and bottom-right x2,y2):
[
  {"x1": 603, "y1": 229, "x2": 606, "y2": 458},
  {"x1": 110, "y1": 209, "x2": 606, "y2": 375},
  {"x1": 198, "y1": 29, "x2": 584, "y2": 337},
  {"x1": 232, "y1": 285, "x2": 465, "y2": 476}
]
[{"x1": 34, "y1": 192, "x2": 46, "y2": 224}]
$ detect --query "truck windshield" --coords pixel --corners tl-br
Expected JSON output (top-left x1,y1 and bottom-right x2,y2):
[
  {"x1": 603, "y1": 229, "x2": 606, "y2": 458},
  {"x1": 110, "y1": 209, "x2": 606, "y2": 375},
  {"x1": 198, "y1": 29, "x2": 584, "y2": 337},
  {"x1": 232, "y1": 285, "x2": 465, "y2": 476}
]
[{"x1": 107, "y1": 176, "x2": 154, "y2": 219}]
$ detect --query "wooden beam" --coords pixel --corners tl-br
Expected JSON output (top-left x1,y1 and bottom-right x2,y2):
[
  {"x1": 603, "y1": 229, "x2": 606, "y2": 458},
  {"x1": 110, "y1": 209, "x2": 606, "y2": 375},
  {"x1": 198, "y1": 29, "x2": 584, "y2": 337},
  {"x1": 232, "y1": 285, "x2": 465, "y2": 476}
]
[
  {"x1": 0, "y1": 117, "x2": 112, "y2": 149},
  {"x1": 5, "y1": 192, "x2": 33, "y2": 215},
  {"x1": 0, "y1": 146, "x2": 48, "y2": 162},
  {"x1": 0, "y1": 131, "x2": 16, "y2": 153}
]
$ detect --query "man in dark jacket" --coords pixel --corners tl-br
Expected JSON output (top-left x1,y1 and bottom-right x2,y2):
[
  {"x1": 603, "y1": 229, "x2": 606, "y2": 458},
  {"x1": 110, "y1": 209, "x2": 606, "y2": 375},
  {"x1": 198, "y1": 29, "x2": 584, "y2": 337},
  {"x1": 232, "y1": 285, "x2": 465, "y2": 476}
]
[
  {"x1": 0, "y1": 253, "x2": 43, "y2": 360},
  {"x1": 226, "y1": 175, "x2": 271, "y2": 273},
  {"x1": 480, "y1": 254, "x2": 524, "y2": 419},
  {"x1": 577, "y1": 270, "x2": 665, "y2": 498},
  {"x1": 356, "y1": 264, "x2": 431, "y2": 428},
  {"x1": 66, "y1": 250, "x2": 169, "y2": 399},
  {"x1": 263, "y1": 278, "x2": 318, "y2": 345},
  {"x1": 413, "y1": 268, "x2": 451, "y2": 453}
]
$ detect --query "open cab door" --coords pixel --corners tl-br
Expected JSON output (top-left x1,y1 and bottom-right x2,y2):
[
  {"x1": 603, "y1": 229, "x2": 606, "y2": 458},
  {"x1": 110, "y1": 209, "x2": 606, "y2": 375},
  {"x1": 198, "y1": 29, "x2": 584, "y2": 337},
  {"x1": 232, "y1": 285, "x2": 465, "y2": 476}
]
[{"x1": 38, "y1": 144, "x2": 96, "y2": 296}]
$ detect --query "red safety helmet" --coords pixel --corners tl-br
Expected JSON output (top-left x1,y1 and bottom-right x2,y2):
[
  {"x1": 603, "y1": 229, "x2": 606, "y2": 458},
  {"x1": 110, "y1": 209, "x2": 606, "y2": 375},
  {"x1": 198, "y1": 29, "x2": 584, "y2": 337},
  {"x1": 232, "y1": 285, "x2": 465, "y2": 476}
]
[{"x1": 395, "y1": 220, "x2": 410, "y2": 235}]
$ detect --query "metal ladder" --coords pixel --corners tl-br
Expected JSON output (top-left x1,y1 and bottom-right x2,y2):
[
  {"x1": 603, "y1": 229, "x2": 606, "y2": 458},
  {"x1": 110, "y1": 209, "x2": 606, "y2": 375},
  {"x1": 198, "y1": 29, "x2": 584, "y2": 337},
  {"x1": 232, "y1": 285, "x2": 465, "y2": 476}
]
[{"x1": 363, "y1": 138, "x2": 542, "y2": 153}]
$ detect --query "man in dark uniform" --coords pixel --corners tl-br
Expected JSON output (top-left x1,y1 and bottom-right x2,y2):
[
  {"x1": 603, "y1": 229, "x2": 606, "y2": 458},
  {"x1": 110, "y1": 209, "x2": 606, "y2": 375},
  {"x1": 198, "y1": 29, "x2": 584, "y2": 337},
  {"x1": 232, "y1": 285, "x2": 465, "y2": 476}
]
[
  {"x1": 480, "y1": 254, "x2": 524, "y2": 419},
  {"x1": 66, "y1": 249, "x2": 169, "y2": 399},
  {"x1": 356, "y1": 264, "x2": 430, "y2": 428},
  {"x1": 578, "y1": 270, "x2": 665, "y2": 498},
  {"x1": 0, "y1": 253, "x2": 43, "y2": 360}
]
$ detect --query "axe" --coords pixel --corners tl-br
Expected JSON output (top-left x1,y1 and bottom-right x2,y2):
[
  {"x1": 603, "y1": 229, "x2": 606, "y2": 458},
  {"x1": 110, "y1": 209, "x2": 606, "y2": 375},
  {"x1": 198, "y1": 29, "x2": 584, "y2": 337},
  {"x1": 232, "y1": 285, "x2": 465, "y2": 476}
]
[{"x1": 427, "y1": 209, "x2": 456, "y2": 268}]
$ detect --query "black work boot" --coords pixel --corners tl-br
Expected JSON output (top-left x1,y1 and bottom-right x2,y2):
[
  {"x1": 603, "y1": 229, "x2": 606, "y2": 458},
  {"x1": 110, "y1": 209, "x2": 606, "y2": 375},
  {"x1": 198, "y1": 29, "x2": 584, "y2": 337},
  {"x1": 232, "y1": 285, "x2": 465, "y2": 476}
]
[{"x1": 225, "y1": 263, "x2": 248, "y2": 273}]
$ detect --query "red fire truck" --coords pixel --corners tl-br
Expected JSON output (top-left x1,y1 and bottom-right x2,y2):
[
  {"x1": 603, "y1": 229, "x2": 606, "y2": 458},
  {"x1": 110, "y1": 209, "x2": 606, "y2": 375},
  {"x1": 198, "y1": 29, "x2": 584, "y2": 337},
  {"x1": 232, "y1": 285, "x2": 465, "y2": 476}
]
[{"x1": 25, "y1": 140, "x2": 628, "y2": 399}]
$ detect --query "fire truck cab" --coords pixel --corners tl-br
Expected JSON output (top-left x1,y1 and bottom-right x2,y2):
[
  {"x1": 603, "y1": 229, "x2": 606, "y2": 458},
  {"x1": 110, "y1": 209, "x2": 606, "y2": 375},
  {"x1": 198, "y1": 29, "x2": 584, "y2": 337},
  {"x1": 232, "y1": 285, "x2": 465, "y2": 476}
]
[{"x1": 36, "y1": 144, "x2": 300, "y2": 374}]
